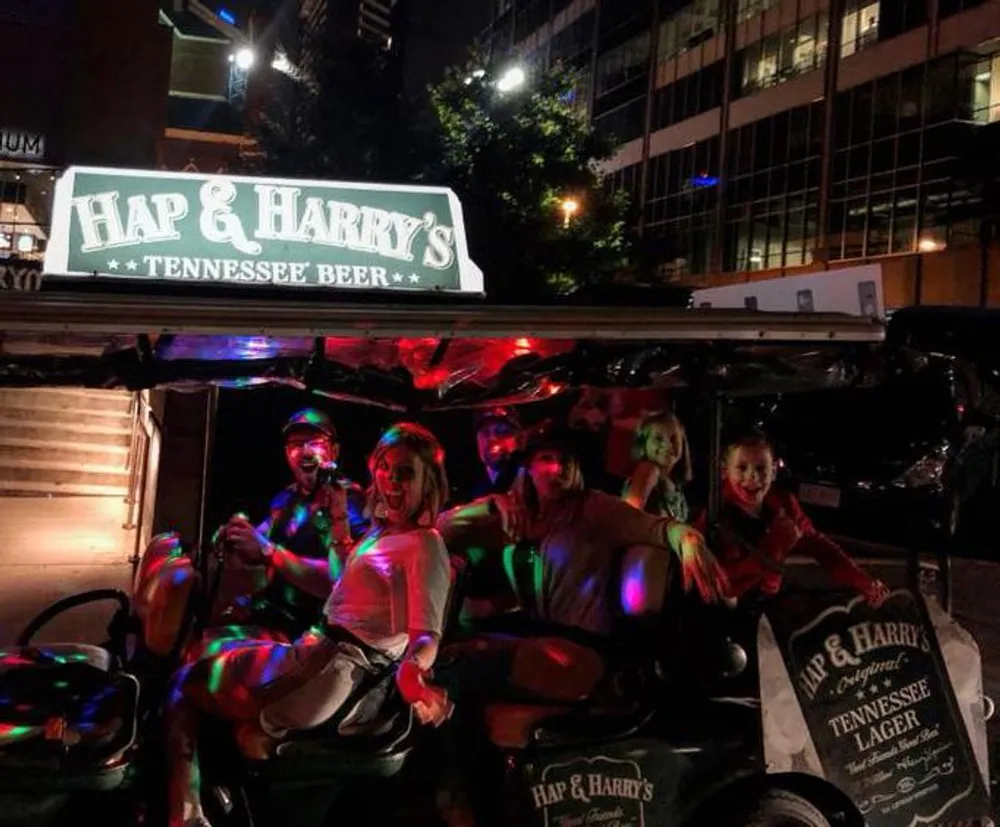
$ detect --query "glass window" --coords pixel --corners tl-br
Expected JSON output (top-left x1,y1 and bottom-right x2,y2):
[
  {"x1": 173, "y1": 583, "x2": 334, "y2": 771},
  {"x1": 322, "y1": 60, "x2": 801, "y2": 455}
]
[
  {"x1": 843, "y1": 198, "x2": 867, "y2": 258},
  {"x1": 892, "y1": 186, "x2": 918, "y2": 253},
  {"x1": 841, "y1": 1, "x2": 880, "y2": 59},
  {"x1": 596, "y1": 31, "x2": 650, "y2": 96},
  {"x1": 0, "y1": 165, "x2": 56, "y2": 262},
  {"x1": 873, "y1": 73, "x2": 900, "y2": 139},
  {"x1": 659, "y1": 0, "x2": 721, "y2": 63},
  {"x1": 736, "y1": 0, "x2": 779, "y2": 23}
]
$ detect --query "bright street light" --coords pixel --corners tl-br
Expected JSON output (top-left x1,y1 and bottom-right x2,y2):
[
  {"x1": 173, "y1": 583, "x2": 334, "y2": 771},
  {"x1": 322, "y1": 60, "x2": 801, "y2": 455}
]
[
  {"x1": 464, "y1": 68, "x2": 486, "y2": 85},
  {"x1": 560, "y1": 198, "x2": 580, "y2": 228},
  {"x1": 496, "y1": 65, "x2": 526, "y2": 93},
  {"x1": 233, "y1": 48, "x2": 255, "y2": 71}
]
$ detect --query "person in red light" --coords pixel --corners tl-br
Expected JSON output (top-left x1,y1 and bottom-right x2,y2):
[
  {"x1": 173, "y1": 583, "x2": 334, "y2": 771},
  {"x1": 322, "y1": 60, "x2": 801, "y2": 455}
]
[
  {"x1": 697, "y1": 431, "x2": 890, "y2": 606},
  {"x1": 167, "y1": 423, "x2": 454, "y2": 827}
]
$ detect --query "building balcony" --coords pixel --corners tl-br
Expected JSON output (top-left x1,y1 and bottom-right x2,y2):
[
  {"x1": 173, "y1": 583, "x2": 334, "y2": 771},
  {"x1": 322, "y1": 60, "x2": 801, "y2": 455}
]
[{"x1": 166, "y1": 94, "x2": 247, "y2": 137}]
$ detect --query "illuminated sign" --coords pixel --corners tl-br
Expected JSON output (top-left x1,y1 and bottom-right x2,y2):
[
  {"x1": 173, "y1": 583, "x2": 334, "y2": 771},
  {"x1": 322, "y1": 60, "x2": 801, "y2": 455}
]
[
  {"x1": 0, "y1": 129, "x2": 45, "y2": 162},
  {"x1": 0, "y1": 258, "x2": 43, "y2": 291},
  {"x1": 44, "y1": 167, "x2": 484, "y2": 295}
]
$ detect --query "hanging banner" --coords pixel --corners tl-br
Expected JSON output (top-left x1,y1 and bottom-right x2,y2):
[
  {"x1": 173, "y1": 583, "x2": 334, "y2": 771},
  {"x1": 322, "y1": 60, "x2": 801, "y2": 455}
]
[
  {"x1": 43, "y1": 167, "x2": 484, "y2": 295},
  {"x1": 765, "y1": 590, "x2": 989, "y2": 827}
]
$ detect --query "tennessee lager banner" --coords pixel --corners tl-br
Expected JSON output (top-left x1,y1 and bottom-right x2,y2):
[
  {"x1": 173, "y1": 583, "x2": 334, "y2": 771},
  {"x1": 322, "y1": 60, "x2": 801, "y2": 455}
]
[
  {"x1": 44, "y1": 167, "x2": 484, "y2": 295},
  {"x1": 764, "y1": 590, "x2": 989, "y2": 827}
]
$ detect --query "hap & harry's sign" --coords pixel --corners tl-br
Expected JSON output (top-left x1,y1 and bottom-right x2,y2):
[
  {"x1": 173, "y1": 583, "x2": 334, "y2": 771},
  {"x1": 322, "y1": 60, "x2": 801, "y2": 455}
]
[
  {"x1": 43, "y1": 167, "x2": 484, "y2": 295},
  {"x1": 767, "y1": 590, "x2": 989, "y2": 827},
  {"x1": 528, "y1": 754, "x2": 655, "y2": 827}
]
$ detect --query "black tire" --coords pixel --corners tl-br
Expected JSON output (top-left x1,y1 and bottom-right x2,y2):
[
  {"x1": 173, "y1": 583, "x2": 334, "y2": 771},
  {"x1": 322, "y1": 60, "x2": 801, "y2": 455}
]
[{"x1": 741, "y1": 789, "x2": 833, "y2": 827}]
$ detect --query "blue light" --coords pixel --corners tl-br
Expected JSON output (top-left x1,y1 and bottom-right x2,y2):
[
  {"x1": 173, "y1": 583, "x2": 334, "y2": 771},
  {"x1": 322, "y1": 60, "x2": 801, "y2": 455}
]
[
  {"x1": 218, "y1": 8, "x2": 236, "y2": 24},
  {"x1": 690, "y1": 173, "x2": 719, "y2": 188}
]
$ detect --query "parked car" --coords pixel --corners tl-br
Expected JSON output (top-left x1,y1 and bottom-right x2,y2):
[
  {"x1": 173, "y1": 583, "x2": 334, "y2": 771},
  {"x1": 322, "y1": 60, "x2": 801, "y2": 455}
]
[{"x1": 759, "y1": 324, "x2": 1000, "y2": 547}]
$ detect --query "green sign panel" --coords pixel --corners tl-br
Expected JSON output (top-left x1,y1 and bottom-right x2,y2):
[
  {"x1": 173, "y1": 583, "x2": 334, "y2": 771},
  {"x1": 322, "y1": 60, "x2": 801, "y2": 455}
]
[{"x1": 44, "y1": 167, "x2": 484, "y2": 295}]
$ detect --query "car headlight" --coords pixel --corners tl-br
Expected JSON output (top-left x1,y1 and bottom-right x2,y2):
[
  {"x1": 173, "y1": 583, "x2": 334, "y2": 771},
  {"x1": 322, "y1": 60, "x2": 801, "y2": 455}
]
[{"x1": 894, "y1": 446, "x2": 948, "y2": 488}]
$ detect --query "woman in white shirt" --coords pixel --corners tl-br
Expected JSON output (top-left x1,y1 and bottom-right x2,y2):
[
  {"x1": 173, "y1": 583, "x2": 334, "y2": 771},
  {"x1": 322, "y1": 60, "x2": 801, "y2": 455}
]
[{"x1": 166, "y1": 423, "x2": 454, "y2": 827}]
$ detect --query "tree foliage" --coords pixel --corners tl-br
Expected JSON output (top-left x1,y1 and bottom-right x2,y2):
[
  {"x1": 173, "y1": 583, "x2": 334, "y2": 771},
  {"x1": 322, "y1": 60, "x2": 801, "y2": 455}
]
[
  {"x1": 251, "y1": 41, "x2": 635, "y2": 302},
  {"x1": 420, "y1": 59, "x2": 633, "y2": 301}
]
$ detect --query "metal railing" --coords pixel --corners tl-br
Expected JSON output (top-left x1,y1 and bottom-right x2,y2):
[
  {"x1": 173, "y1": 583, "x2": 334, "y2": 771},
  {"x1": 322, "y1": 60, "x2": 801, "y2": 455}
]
[{"x1": 123, "y1": 391, "x2": 160, "y2": 579}]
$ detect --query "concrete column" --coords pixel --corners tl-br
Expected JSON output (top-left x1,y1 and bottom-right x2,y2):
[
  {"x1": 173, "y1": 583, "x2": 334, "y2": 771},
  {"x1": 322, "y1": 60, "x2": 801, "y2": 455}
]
[{"x1": 814, "y1": 0, "x2": 846, "y2": 267}]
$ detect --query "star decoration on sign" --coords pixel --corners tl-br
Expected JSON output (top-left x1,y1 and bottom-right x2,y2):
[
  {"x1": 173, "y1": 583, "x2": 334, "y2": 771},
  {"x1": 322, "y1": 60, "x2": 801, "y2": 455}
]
[
  {"x1": 883, "y1": 679, "x2": 892, "y2": 689},
  {"x1": 391, "y1": 273, "x2": 403, "y2": 283},
  {"x1": 856, "y1": 691, "x2": 866, "y2": 701},
  {"x1": 126, "y1": 260, "x2": 138, "y2": 271},
  {"x1": 408, "y1": 273, "x2": 420, "y2": 284},
  {"x1": 107, "y1": 259, "x2": 119, "y2": 270},
  {"x1": 869, "y1": 685, "x2": 881, "y2": 696}
]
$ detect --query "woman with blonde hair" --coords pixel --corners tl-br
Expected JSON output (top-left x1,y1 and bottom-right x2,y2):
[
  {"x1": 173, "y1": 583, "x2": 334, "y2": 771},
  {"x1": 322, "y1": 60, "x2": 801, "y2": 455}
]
[
  {"x1": 167, "y1": 422, "x2": 454, "y2": 827},
  {"x1": 622, "y1": 411, "x2": 693, "y2": 522}
]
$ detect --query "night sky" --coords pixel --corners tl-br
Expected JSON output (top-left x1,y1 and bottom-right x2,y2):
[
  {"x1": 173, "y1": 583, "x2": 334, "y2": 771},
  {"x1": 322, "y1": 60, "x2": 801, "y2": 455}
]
[
  {"x1": 209, "y1": 0, "x2": 490, "y2": 98},
  {"x1": 401, "y1": 0, "x2": 492, "y2": 97}
]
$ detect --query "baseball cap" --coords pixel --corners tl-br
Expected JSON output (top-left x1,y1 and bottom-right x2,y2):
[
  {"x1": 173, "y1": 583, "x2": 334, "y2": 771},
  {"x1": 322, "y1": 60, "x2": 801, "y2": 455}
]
[
  {"x1": 282, "y1": 408, "x2": 337, "y2": 441},
  {"x1": 474, "y1": 407, "x2": 523, "y2": 433}
]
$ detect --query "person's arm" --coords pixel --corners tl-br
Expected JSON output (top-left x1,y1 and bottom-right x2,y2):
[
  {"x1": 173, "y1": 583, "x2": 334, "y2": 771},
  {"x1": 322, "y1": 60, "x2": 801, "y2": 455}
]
[
  {"x1": 398, "y1": 530, "x2": 453, "y2": 725},
  {"x1": 585, "y1": 492, "x2": 729, "y2": 603},
  {"x1": 622, "y1": 460, "x2": 660, "y2": 510},
  {"x1": 785, "y1": 495, "x2": 881, "y2": 597},
  {"x1": 435, "y1": 496, "x2": 503, "y2": 550}
]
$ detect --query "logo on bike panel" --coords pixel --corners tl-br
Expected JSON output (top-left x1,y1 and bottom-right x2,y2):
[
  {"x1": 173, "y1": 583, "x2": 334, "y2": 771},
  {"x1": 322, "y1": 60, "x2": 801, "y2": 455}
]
[{"x1": 530, "y1": 755, "x2": 652, "y2": 827}]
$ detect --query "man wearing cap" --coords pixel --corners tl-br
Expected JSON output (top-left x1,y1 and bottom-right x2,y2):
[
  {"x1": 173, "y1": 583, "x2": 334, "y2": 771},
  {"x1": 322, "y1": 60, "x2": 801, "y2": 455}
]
[
  {"x1": 472, "y1": 408, "x2": 527, "y2": 497},
  {"x1": 219, "y1": 408, "x2": 367, "y2": 640}
]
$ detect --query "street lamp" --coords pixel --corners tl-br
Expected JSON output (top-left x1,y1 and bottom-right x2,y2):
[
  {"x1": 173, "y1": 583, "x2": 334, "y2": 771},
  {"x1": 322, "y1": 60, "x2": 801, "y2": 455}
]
[
  {"x1": 496, "y1": 65, "x2": 526, "y2": 93},
  {"x1": 560, "y1": 197, "x2": 580, "y2": 228},
  {"x1": 233, "y1": 48, "x2": 255, "y2": 71}
]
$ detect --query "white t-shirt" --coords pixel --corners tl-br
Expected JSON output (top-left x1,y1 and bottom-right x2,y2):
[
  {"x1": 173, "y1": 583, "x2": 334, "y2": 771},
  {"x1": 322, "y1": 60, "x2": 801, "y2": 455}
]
[{"x1": 324, "y1": 527, "x2": 451, "y2": 659}]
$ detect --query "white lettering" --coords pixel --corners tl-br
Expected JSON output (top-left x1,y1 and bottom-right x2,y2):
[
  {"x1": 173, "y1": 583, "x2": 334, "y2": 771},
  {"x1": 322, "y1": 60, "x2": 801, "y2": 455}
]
[
  {"x1": 255, "y1": 184, "x2": 301, "y2": 240},
  {"x1": 391, "y1": 212, "x2": 424, "y2": 261},
  {"x1": 423, "y1": 215, "x2": 456, "y2": 270},
  {"x1": 199, "y1": 179, "x2": 261, "y2": 255},
  {"x1": 73, "y1": 193, "x2": 128, "y2": 252}
]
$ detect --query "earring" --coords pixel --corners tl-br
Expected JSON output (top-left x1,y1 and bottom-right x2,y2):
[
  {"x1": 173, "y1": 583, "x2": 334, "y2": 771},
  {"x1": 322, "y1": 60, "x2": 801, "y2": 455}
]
[{"x1": 373, "y1": 499, "x2": 388, "y2": 520}]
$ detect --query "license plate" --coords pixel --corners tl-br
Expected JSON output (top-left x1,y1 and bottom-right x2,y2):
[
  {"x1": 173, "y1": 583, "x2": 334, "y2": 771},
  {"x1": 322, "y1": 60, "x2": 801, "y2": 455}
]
[{"x1": 798, "y1": 482, "x2": 841, "y2": 509}]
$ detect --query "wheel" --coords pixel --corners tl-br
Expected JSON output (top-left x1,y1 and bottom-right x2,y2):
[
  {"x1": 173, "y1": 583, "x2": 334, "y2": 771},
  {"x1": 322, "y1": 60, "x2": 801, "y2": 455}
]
[{"x1": 740, "y1": 789, "x2": 832, "y2": 827}]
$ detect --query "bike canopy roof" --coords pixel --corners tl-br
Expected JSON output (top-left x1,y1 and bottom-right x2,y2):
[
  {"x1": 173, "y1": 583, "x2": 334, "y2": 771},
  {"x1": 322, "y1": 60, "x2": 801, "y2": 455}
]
[{"x1": 0, "y1": 291, "x2": 885, "y2": 410}]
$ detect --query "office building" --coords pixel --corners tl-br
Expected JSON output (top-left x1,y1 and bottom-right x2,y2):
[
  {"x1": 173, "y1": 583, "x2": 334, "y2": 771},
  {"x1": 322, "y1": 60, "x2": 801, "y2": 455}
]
[
  {"x1": 299, "y1": 0, "x2": 401, "y2": 57},
  {"x1": 157, "y1": 0, "x2": 261, "y2": 171},
  {"x1": 483, "y1": 0, "x2": 1000, "y2": 307}
]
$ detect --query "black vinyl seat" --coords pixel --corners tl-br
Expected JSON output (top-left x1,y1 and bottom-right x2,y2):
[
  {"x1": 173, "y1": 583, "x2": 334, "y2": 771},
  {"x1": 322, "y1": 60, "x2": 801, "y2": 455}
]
[{"x1": 0, "y1": 650, "x2": 139, "y2": 791}]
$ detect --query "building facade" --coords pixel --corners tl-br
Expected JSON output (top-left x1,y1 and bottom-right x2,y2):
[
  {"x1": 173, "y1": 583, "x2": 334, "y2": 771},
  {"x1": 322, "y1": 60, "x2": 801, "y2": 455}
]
[
  {"x1": 483, "y1": 0, "x2": 1000, "y2": 307},
  {"x1": 0, "y1": 0, "x2": 172, "y2": 268},
  {"x1": 157, "y1": 0, "x2": 261, "y2": 172}
]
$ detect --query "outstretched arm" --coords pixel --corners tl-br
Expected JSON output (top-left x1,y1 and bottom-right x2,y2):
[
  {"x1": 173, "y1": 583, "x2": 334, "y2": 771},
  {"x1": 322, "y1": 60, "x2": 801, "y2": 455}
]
[
  {"x1": 435, "y1": 497, "x2": 504, "y2": 550},
  {"x1": 586, "y1": 492, "x2": 729, "y2": 603},
  {"x1": 787, "y1": 496, "x2": 888, "y2": 605}
]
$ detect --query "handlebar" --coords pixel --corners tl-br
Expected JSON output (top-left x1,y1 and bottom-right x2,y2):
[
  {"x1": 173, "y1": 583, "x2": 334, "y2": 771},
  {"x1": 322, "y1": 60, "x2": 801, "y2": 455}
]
[{"x1": 17, "y1": 589, "x2": 132, "y2": 662}]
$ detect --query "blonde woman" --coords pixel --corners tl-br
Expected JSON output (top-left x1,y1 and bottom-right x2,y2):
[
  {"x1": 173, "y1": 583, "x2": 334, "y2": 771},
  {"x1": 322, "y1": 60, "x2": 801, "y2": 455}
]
[
  {"x1": 622, "y1": 411, "x2": 693, "y2": 522},
  {"x1": 167, "y1": 423, "x2": 454, "y2": 827}
]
